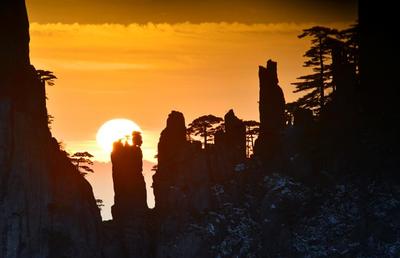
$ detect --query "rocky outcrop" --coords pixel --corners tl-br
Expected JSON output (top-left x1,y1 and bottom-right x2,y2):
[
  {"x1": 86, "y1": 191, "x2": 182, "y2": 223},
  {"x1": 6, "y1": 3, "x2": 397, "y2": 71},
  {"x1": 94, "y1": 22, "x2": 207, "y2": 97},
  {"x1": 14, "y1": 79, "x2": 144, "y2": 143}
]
[
  {"x1": 157, "y1": 111, "x2": 187, "y2": 166},
  {"x1": 254, "y1": 59, "x2": 285, "y2": 161},
  {"x1": 154, "y1": 111, "x2": 188, "y2": 213},
  {"x1": 153, "y1": 111, "x2": 211, "y2": 217},
  {"x1": 222, "y1": 109, "x2": 246, "y2": 162},
  {"x1": 212, "y1": 109, "x2": 246, "y2": 181},
  {"x1": 0, "y1": 0, "x2": 30, "y2": 75},
  {"x1": 152, "y1": 111, "x2": 211, "y2": 257},
  {"x1": 0, "y1": 2, "x2": 102, "y2": 257},
  {"x1": 154, "y1": 109, "x2": 247, "y2": 217},
  {"x1": 109, "y1": 132, "x2": 149, "y2": 258},
  {"x1": 153, "y1": 111, "x2": 189, "y2": 215},
  {"x1": 111, "y1": 133, "x2": 147, "y2": 221}
]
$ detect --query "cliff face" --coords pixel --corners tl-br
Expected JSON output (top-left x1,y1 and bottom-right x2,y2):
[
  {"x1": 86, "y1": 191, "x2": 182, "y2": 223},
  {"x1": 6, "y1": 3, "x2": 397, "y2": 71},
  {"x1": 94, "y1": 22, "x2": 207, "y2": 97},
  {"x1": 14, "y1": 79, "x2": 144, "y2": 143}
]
[{"x1": 0, "y1": 2, "x2": 102, "y2": 258}]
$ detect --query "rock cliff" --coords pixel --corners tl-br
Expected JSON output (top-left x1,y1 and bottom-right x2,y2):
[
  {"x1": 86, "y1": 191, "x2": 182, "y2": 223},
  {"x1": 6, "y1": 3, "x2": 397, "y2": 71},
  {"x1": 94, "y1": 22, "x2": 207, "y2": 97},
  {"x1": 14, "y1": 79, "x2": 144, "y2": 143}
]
[
  {"x1": 0, "y1": 0, "x2": 30, "y2": 75},
  {"x1": 0, "y1": 2, "x2": 102, "y2": 257}
]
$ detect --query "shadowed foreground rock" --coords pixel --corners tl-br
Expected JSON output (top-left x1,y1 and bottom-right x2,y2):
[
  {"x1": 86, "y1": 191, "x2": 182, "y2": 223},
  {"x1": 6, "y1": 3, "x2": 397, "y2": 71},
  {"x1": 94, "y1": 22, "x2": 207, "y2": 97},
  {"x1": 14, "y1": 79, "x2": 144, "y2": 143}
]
[{"x1": 0, "y1": 1, "x2": 102, "y2": 257}]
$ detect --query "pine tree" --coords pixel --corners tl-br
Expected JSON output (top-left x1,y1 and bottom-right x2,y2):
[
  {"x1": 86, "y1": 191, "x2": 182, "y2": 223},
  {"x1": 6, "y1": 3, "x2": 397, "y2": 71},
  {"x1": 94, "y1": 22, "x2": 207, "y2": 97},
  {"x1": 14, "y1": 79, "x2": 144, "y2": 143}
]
[
  {"x1": 70, "y1": 151, "x2": 94, "y2": 176},
  {"x1": 244, "y1": 120, "x2": 260, "y2": 157},
  {"x1": 292, "y1": 26, "x2": 339, "y2": 112},
  {"x1": 187, "y1": 115, "x2": 223, "y2": 148},
  {"x1": 37, "y1": 70, "x2": 57, "y2": 86}
]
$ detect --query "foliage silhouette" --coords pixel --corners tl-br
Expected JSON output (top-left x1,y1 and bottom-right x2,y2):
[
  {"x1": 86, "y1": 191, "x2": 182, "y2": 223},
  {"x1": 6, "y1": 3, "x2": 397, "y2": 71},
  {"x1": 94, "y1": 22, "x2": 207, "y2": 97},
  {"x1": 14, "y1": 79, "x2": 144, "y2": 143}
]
[
  {"x1": 37, "y1": 70, "x2": 57, "y2": 86},
  {"x1": 70, "y1": 151, "x2": 94, "y2": 176},
  {"x1": 338, "y1": 23, "x2": 360, "y2": 76},
  {"x1": 187, "y1": 115, "x2": 223, "y2": 148},
  {"x1": 47, "y1": 114, "x2": 54, "y2": 129},
  {"x1": 292, "y1": 26, "x2": 339, "y2": 112}
]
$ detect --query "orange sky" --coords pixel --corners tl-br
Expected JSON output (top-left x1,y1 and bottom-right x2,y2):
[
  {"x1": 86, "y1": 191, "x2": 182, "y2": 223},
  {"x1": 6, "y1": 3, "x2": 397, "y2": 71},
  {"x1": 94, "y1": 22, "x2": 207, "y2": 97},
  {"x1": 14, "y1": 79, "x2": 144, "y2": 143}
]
[
  {"x1": 30, "y1": 22, "x2": 353, "y2": 162},
  {"x1": 26, "y1": 1, "x2": 357, "y2": 220}
]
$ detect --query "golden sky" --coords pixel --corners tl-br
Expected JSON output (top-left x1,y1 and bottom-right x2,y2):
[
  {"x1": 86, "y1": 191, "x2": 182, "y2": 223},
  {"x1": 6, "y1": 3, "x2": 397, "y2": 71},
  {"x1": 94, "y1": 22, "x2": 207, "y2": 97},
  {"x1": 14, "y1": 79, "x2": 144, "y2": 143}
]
[
  {"x1": 26, "y1": 1, "x2": 357, "y2": 219},
  {"x1": 30, "y1": 22, "x2": 353, "y2": 163}
]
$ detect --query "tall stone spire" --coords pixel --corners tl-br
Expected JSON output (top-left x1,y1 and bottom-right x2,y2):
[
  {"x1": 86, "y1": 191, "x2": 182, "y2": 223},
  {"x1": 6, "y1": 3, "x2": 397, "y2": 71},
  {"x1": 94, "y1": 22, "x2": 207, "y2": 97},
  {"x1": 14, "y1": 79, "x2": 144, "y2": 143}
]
[
  {"x1": 0, "y1": 0, "x2": 30, "y2": 73},
  {"x1": 254, "y1": 59, "x2": 286, "y2": 160},
  {"x1": 110, "y1": 131, "x2": 149, "y2": 258}
]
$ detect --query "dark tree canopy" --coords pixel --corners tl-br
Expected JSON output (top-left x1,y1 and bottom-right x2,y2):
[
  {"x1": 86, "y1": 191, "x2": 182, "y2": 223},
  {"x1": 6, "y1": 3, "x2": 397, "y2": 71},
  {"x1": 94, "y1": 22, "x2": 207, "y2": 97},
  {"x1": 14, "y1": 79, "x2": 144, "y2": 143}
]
[
  {"x1": 70, "y1": 151, "x2": 95, "y2": 176},
  {"x1": 292, "y1": 26, "x2": 339, "y2": 112},
  {"x1": 187, "y1": 114, "x2": 223, "y2": 148},
  {"x1": 37, "y1": 70, "x2": 57, "y2": 86},
  {"x1": 291, "y1": 24, "x2": 359, "y2": 115},
  {"x1": 338, "y1": 23, "x2": 360, "y2": 75}
]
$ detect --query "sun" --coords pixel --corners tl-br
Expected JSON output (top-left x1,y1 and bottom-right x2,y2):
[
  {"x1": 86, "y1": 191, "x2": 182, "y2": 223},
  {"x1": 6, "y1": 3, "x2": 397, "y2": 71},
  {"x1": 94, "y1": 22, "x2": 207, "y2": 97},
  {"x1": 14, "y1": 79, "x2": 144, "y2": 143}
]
[{"x1": 96, "y1": 118, "x2": 142, "y2": 153}]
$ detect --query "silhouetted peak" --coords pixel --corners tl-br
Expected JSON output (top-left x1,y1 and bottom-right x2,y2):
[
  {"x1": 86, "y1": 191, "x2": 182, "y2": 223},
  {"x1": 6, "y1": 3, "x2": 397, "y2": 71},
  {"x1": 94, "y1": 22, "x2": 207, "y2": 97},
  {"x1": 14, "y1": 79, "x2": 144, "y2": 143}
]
[
  {"x1": 0, "y1": 0, "x2": 30, "y2": 72},
  {"x1": 259, "y1": 59, "x2": 278, "y2": 85},
  {"x1": 111, "y1": 137, "x2": 146, "y2": 221},
  {"x1": 224, "y1": 109, "x2": 246, "y2": 144},
  {"x1": 224, "y1": 109, "x2": 242, "y2": 130},
  {"x1": 110, "y1": 136, "x2": 148, "y2": 256},
  {"x1": 255, "y1": 59, "x2": 285, "y2": 160},
  {"x1": 220, "y1": 109, "x2": 246, "y2": 162},
  {"x1": 158, "y1": 111, "x2": 187, "y2": 153},
  {"x1": 166, "y1": 110, "x2": 186, "y2": 136},
  {"x1": 224, "y1": 109, "x2": 236, "y2": 121},
  {"x1": 258, "y1": 59, "x2": 285, "y2": 130}
]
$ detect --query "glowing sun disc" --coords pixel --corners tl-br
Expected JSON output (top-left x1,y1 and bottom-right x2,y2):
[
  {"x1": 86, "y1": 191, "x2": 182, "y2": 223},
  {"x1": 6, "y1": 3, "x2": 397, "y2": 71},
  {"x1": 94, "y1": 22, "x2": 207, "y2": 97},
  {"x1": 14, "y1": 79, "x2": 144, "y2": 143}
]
[{"x1": 96, "y1": 119, "x2": 142, "y2": 153}]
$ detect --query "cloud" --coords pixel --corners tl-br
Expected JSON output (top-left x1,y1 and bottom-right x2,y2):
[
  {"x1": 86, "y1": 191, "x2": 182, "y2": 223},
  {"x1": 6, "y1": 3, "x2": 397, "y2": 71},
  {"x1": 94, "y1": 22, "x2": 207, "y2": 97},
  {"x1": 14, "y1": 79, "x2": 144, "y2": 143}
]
[
  {"x1": 27, "y1": 0, "x2": 357, "y2": 24},
  {"x1": 30, "y1": 22, "x2": 350, "y2": 71},
  {"x1": 35, "y1": 58, "x2": 151, "y2": 71}
]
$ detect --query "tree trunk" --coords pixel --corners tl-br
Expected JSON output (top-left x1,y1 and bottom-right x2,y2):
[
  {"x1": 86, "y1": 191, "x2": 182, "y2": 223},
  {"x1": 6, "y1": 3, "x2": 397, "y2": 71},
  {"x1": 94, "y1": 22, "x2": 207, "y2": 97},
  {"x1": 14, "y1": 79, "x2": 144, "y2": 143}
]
[
  {"x1": 319, "y1": 37, "x2": 325, "y2": 110},
  {"x1": 203, "y1": 125, "x2": 207, "y2": 149}
]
